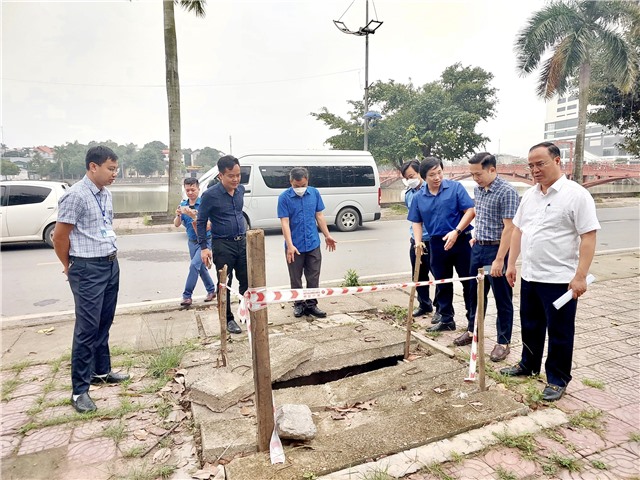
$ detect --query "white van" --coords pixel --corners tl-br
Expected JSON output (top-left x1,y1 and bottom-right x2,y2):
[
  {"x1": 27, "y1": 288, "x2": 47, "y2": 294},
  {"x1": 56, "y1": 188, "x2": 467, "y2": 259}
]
[{"x1": 195, "y1": 151, "x2": 381, "y2": 232}]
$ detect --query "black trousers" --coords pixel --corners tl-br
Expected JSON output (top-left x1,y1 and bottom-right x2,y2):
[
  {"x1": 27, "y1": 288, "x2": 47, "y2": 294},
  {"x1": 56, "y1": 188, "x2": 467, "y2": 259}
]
[
  {"x1": 287, "y1": 246, "x2": 322, "y2": 307},
  {"x1": 212, "y1": 238, "x2": 248, "y2": 321},
  {"x1": 68, "y1": 257, "x2": 119, "y2": 395}
]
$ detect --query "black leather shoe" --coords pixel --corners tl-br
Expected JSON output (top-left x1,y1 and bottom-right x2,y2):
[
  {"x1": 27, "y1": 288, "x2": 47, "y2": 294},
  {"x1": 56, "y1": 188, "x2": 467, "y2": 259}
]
[
  {"x1": 431, "y1": 311, "x2": 442, "y2": 324},
  {"x1": 227, "y1": 319, "x2": 242, "y2": 334},
  {"x1": 499, "y1": 363, "x2": 532, "y2": 377},
  {"x1": 427, "y1": 321, "x2": 456, "y2": 332},
  {"x1": 412, "y1": 305, "x2": 432, "y2": 317},
  {"x1": 91, "y1": 371, "x2": 130, "y2": 385},
  {"x1": 542, "y1": 384, "x2": 566, "y2": 402},
  {"x1": 293, "y1": 304, "x2": 305, "y2": 317},
  {"x1": 305, "y1": 305, "x2": 327, "y2": 318},
  {"x1": 71, "y1": 392, "x2": 97, "y2": 413}
]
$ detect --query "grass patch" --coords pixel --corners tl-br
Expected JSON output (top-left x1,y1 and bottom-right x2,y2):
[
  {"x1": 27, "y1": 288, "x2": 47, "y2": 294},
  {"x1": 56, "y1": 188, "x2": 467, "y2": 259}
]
[
  {"x1": 103, "y1": 421, "x2": 127, "y2": 444},
  {"x1": 122, "y1": 446, "x2": 145, "y2": 458},
  {"x1": 9, "y1": 360, "x2": 33, "y2": 374},
  {"x1": 629, "y1": 432, "x2": 640, "y2": 442},
  {"x1": 145, "y1": 344, "x2": 194, "y2": 382},
  {"x1": 420, "y1": 463, "x2": 453, "y2": 480},
  {"x1": 383, "y1": 305, "x2": 408, "y2": 323},
  {"x1": 360, "y1": 469, "x2": 398, "y2": 480},
  {"x1": 495, "y1": 467, "x2": 518, "y2": 480},
  {"x1": 493, "y1": 431, "x2": 537, "y2": 459},
  {"x1": 569, "y1": 409, "x2": 604, "y2": 433},
  {"x1": 111, "y1": 345, "x2": 135, "y2": 356},
  {"x1": 549, "y1": 454, "x2": 581, "y2": 472},
  {"x1": 542, "y1": 463, "x2": 557, "y2": 476},
  {"x1": 449, "y1": 451, "x2": 463, "y2": 464},
  {"x1": 137, "y1": 378, "x2": 170, "y2": 395},
  {"x1": 484, "y1": 367, "x2": 519, "y2": 388},
  {"x1": 591, "y1": 459, "x2": 608, "y2": 470},
  {"x1": 113, "y1": 462, "x2": 176, "y2": 480},
  {"x1": 341, "y1": 268, "x2": 361, "y2": 287},
  {"x1": 524, "y1": 382, "x2": 544, "y2": 406},
  {"x1": 581, "y1": 378, "x2": 604, "y2": 389},
  {"x1": 388, "y1": 204, "x2": 408, "y2": 215},
  {"x1": 1, "y1": 378, "x2": 21, "y2": 401}
]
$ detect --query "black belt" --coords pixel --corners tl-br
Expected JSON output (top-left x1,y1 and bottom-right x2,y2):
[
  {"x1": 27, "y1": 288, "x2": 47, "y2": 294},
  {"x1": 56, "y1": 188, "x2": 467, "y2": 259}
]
[
  {"x1": 70, "y1": 252, "x2": 117, "y2": 262},
  {"x1": 216, "y1": 235, "x2": 245, "y2": 242},
  {"x1": 476, "y1": 240, "x2": 501, "y2": 246}
]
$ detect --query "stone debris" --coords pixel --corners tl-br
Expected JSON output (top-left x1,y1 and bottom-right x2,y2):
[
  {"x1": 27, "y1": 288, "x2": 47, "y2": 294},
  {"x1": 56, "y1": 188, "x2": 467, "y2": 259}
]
[{"x1": 276, "y1": 404, "x2": 317, "y2": 441}]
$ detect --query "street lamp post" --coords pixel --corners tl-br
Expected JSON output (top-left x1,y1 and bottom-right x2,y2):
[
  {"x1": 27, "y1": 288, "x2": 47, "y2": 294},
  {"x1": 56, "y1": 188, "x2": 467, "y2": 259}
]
[{"x1": 334, "y1": 0, "x2": 383, "y2": 151}]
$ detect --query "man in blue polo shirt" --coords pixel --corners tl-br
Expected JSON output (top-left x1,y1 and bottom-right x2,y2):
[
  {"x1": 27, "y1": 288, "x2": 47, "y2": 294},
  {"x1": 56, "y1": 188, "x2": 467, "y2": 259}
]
[
  {"x1": 277, "y1": 167, "x2": 337, "y2": 318},
  {"x1": 408, "y1": 157, "x2": 476, "y2": 332},
  {"x1": 174, "y1": 177, "x2": 216, "y2": 307}
]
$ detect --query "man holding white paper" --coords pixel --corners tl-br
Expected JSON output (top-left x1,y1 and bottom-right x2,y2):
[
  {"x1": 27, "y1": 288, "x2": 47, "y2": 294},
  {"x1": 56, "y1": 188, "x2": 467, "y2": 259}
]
[{"x1": 502, "y1": 142, "x2": 600, "y2": 402}]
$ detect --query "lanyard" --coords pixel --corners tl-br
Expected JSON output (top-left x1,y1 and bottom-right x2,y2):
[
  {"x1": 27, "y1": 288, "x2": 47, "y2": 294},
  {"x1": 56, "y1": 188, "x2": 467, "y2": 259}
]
[{"x1": 93, "y1": 191, "x2": 108, "y2": 222}]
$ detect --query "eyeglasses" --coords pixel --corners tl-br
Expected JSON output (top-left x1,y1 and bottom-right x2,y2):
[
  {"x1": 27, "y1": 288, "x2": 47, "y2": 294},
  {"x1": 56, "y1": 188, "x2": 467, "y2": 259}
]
[
  {"x1": 526, "y1": 161, "x2": 551, "y2": 171},
  {"x1": 106, "y1": 167, "x2": 120, "y2": 174}
]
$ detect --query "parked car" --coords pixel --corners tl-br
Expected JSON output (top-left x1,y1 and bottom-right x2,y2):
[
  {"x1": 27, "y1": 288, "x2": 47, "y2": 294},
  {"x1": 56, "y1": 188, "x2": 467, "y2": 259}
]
[{"x1": 0, "y1": 180, "x2": 68, "y2": 248}]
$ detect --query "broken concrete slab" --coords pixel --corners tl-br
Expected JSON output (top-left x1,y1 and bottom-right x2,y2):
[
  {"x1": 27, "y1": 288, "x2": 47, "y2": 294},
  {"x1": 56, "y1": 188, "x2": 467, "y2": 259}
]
[{"x1": 199, "y1": 415, "x2": 258, "y2": 461}]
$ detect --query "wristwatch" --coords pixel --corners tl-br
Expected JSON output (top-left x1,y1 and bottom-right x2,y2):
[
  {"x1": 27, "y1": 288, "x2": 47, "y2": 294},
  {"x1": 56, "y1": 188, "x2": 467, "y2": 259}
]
[{"x1": 455, "y1": 228, "x2": 462, "y2": 235}]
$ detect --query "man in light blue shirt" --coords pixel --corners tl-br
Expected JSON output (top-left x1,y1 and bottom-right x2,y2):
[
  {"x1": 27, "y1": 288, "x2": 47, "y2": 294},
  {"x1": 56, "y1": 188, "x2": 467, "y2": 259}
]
[{"x1": 277, "y1": 167, "x2": 337, "y2": 318}]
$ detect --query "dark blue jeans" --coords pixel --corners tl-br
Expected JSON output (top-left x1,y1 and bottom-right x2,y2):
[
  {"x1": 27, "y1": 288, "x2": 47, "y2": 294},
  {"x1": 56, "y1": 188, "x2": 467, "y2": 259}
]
[
  {"x1": 183, "y1": 239, "x2": 215, "y2": 299},
  {"x1": 409, "y1": 238, "x2": 438, "y2": 311},
  {"x1": 429, "y1": 234, "x2": 474, "y2": 324},
  {"x1": 68, "y1": 257, "x2": 120, "y2": 395},
  {"x1": 518, "y1": 280, "x2": 577, "y2": 387},
  {"x1": 468, "y1": 244, "x2": 513, "y2": 344},
  {"x1": 212, "y1": 238, "x2": 248, "y2": 321}
]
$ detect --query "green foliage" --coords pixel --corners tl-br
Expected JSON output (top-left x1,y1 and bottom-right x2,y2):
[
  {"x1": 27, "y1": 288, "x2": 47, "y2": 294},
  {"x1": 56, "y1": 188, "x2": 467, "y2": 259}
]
[
  {"x1": 312, "y1": 63, "x2": 497, "y2": 168},
  {"x1": 630, "y1": 431, "x2": 640, "y2": 442},
  {"x1": 1, "y1": 159, "x2": 21, "y2": 177},
  {"x1": 493, "y1": 431, "x2": 537, "y2": 459},
  {"x1": 569, "y1": 409, "x2": 604, "y2": 433},
  {"x1": 195, "y1": 146, "x2": 224, "y2": 170},
  {"x1": 581, "y1": 378, "x2": 604, "y2": 389},
  {"x1": 145, "y1": 344, "x2": 193, "y2": 382},
  {"x1": 134, "y1": 147, "x2": 165, "y2": 177},
  {"x1": 383, "y1": 305, "x2": 408, "y2": 323},
  {"x1": 549, "y1": 453, "x2": 582, "y2": 472},
  {"x1": 591, "y1": 459, "x2": 608, "y2": 470},
  {"x1": 341, "y1": 269, "x2": 361, "y2": 287},
  {"x1": 28, "y1": 152, "x2": 53, "y2": 178},
  {"x1": 495, "y1": 467, "x2": 518, "y2": 480}
]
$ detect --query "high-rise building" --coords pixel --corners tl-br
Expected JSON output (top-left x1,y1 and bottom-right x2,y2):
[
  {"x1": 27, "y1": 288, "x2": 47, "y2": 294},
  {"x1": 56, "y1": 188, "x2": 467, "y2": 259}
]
[{"x1": 543, "y1": 94, "x2": 630, "y2": 162}]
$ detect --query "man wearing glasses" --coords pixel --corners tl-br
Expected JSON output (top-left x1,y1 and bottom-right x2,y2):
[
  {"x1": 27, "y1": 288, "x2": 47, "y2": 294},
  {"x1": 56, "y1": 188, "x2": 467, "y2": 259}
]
[
  {"x1": 501, "y1": 142, "x2": 600, "y2": 402},
  {"x1": 53, "y1": 145, "x2": 129, "y2": 413},
  {"x1": 197, "y1": 155, "x2": 247, "y2": 335}
]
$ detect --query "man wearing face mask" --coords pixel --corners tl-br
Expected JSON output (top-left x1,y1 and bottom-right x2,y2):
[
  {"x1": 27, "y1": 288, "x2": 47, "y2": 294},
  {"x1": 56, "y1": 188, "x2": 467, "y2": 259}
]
[
  {"x1": 401, "y1": 160, "x2": 440, "y2": 320},
  {"x1": 277, "y1": 167, "x2": 337, "y2": 318}
]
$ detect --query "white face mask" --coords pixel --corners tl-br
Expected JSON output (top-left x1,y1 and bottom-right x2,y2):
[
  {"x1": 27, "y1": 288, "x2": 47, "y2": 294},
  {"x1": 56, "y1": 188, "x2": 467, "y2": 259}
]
[
  {"x1": 293, "y1": 187, "x2": 307, "y2": 197},
  {"x1": 403, "y1": 178, "x2": 420, "y2": 189}
]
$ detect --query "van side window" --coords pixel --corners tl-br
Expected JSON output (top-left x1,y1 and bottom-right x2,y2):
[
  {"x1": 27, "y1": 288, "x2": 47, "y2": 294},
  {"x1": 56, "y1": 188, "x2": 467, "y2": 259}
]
[
  {"x1": 206, "y1": 166, "x2": 251, "y2": 189},
  {"x1": 260, "y1": 165, "x2": 375, "y2": 189},
  {"x1": 7, "y1": 185, "x2": 52, "y2": 206}
]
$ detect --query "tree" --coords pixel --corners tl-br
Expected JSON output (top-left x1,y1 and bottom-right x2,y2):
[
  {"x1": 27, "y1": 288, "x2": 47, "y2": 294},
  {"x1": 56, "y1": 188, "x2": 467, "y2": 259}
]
[
  {"x1": 515, "y1": 0, "x2": 640, "y2": 183},
  {"x1": 311, "y1": 64, "x2": 498, "y2": 170},
  {"x1": 1, "y1": 159, "x2": 20, "y2": 178},
  {"x1": 195, "y1": 147, "x2": 224, "y2": 170},
  {"x1": 53, "y1": 141, "x2": 87, "y2": 180},
  {"x1": 134, "y1": 147, "x2": 165, "y2": 177},
  {"x1": 163, "y1": 0, "x2": 206, "y2": 216},
  {"x1": 28, "y1": 151, "x2": 53, "y2": 179},
  {"x1": 589, "y1": 32, "x2": 640, "y2": 157}
]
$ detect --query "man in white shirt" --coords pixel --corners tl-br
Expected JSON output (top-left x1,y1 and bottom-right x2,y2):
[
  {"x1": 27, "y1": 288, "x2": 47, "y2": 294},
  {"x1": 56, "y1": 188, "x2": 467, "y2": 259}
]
[{"x1": 501, "y1": 142, "x2": 600, "y2": 402}]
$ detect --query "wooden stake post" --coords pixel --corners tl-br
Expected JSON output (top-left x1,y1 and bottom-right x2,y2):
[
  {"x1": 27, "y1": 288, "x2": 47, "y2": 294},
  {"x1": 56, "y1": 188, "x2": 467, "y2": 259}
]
[
  {"x1": 476, "y1": 267, "x2": 486, "y2": 391},
  {"x1": 217, "y1": 265, "x2": 228, "y2": 367},
  {"x1": 246, "y1": 230, "x2": 274, "y2": 452},
  {"x1": 404, "y1": 251, "x2": 422, "y2": 359}
]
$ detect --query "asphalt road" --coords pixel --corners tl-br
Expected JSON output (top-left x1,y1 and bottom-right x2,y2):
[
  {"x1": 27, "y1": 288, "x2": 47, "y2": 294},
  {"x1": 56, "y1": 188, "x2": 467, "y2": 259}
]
[{"x1": 1, "y1": 205, "x2": 638, "y2": 319}]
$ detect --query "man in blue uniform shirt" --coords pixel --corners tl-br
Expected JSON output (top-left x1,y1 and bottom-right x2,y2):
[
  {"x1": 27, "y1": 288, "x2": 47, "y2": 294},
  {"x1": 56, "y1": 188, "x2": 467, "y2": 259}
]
[
  {"x1": 408, "y1": 157, "x2": 476, "y2": 332},
  {"x1": 277, "y1": 167, "x2": 337, "y2": 318}
]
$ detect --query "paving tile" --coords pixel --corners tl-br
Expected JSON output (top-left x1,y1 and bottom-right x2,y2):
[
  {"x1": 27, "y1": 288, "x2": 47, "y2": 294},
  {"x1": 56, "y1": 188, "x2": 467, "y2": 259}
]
[
  {"x1": 17, "y1": 424, "x2": 71, "y2": 455},
  {"x1": 0, "y1": 434, "x2": 21, "y2": 459},
  {"x1": 89, "y1": 385, "x2": 122, "y2": 400},
  {"x1": 604, "y1": 381, "x2": 639, "y2": 406},
  {"x1": 67, "y1": 437, "x2": 118, "y2": 464},
  {"x1": 1, "y1": 395, "x2": 38, "y2": 415},
  {"x1": 9, "y1": 382, "x2": 45, "y2": 398},
  {"x1": 482, "y1": 446, "x2": 542, "y2": 478},
  {"x1": 0, "y1": 412, "x2": 30, "y2": 435},
  {"x1": 586, "y1": 446, "x2": 640, "y2": 478},
  {"x1": 608, "y1": 404, "x2": 640, "y2": 429},
  {"x1": 611, "y1": 357, "x2": 640, "y2": 373},
  {"x1": 571, "y1": 389, "x2": 624, "y2": 411},
  {"x1": 554, "y1": 464, "x2": 618, "y2": 479},
  {"x1": 70, "y1": 419, "x2": 118, "y2": 442},
  {"x1": 444, "y1": 457, "x2": 496, "y2": 478},
  {"x1": 17, "y1": 364, "x2": 53, "y2": 381},
  {"x1": 589, "y1": 361, "x2": 635, "y2": 382},
  {"x1": 555, "y1": 395, "x2": 591, "y2": 415},
  {"x1": 44, "y1": 389, "x2": 71, "y2": 403},
  {"x1": 619, "y1": 441, "x2": 640, "y2": 458},
  {"x1": 601, "y1": 414, "x2": 639, "y2": 444},
  {"x1": 534, "y1": 433, "x2": 579, "y2": 459},
  {"x1": 34, "y1": 405, "x2": 76, "y2": 423},
  {"x1": 557, "y1": 426, "x2": 612, "y2": 457}
]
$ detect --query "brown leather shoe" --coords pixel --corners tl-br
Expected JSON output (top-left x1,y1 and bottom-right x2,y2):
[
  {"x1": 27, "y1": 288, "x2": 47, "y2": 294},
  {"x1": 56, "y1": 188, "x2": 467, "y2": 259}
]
[
  {"x1": 490, "y1": 344, "x2": 510, "y2": 362},
  {"x1": 180, "y1": 298, "x2": 192, "y2": 307},
  {"x1": 204, "y1": 292, "x2": 216, "y2": 302},
  {"x1": 453, "y1": 331, "x2": 473, "y2": 346}
]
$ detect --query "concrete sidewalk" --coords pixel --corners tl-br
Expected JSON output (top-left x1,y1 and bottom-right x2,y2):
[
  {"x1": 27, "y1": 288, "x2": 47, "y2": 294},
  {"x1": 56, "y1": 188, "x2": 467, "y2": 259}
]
[{"x1": 1, "y1": 250, "x2": 638, "y2": 479}]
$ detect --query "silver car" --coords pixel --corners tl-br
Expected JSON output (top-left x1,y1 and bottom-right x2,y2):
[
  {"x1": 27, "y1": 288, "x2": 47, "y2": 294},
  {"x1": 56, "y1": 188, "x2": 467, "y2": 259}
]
[{"x1": 0, "y1": 180, "x2": 68, "y2": 247}]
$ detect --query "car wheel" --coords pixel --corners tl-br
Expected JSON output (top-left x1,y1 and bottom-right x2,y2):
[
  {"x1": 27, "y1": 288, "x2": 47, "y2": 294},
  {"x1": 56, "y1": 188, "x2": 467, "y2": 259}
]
[
  {"x1": 44, "y1": 224, "x2": 55, "y2": 248},
  {"x1": 336, "y1": 207, "x2": 359, "y2": 232}
]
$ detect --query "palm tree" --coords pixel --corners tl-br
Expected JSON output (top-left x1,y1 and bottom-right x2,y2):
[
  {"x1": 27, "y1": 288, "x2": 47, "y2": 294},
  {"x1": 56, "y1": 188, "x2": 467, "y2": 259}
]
[
  {"x1": 163, "y1": 0, "x2": 206, "y2": 215},
  {"x1": 515, "y1": 0, "x2": 639, "y2": 184}
]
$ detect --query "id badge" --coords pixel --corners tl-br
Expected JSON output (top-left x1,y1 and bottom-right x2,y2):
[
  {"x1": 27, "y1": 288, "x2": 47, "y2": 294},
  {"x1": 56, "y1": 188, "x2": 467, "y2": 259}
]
[{"x1": 101, "y1": 227, "x2": 117, "y2": 238}]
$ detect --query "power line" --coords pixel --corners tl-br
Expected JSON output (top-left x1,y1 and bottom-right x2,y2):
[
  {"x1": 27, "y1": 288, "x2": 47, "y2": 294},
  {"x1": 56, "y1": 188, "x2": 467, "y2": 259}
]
[{"x1": 2, "y1": 68, "x2": 363, "y2": 88}]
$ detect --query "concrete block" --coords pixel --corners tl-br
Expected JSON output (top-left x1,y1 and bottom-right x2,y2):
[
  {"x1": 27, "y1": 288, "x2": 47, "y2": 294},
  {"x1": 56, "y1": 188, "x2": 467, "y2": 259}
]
[
  {"x1": 200, "y1": 416, "x2": 257, "y2": 462},
  {"x1": 276, "y1": 404, "x2": 317, "y2": 440}
]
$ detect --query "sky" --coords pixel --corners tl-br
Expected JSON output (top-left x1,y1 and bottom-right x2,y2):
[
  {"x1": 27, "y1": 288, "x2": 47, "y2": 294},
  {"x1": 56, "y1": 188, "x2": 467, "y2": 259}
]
[{"x1": 2, "y1": 0, "x2": 550, "y2": 158}]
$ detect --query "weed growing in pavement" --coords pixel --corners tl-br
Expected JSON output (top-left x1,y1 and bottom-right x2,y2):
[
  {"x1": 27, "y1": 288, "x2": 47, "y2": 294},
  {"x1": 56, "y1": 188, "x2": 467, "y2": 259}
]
[
  {"x1": 145, "y1": 343, "x2": 194, "y2": 382},
  {"x1": 143, "y1": 214, "x2": 153, "y2": 227},
  {"x1": 342, "y1": 268, "x2": 361, "y2": 287},
  {"x1": 581, "y1": 378, "x2": 604, "y2": 389},
  {"x1": 549, "y1": 453, "x2": 582, "y2": 472},
  {"x1": 493, "y1": 431, "x2": 537, "y2": 459},
  {"x1": 383, "y1": 305, "x2": 407, "y2": 323},
  {"x1": 420, "y1": 463, "x2": 453, "y2": 480},
  {"x1": 524, "y1": 382, "x2": 544, "y2": 406},
  {"x1": 113, "y1": 462, "x2": 176, "y2": 480},
  {"x1": 9, "y1": 359, "x2": 34, "y2": 374},
  {"x1": 495, "y1": 467, "x2": 518, "y2": 480},
  {"x1": 111, "y1": 345, "x2": 135, "y2": 356},
  {"x1": 449, "y1": 451, "x2": 464, "y2": 464},
  {"x1": 302, "y1": 473, "x2": 317, "y2": 480},
  {"x1": 569, "y1": 409, "x2": 604, "y2": 434},
  {"x1": 388, "y1": 204, "x2": 408, "y2": 215},
  {"x1": 591, "y1": 459, "x2": 608, "y2": 470},
  {"x1": 630, "y1": 432, "x2": 640, "y2": 442},
  {"x1": 156, "y1": 400, "x2": 173, "y2": 419},
  {"x1": 485, "y1": 367, "x2": 519, "y2": 388},
  {"x1": 543, "y1": 428, "x2": 576, "y2": 451},
  {"x1": 360, "y1": 468, "x2": 398, "y2": 480},
  {"x1": 103, "y1": 421, "x2": 127, "y2": 445},
  {"x1": 122, "y1": 446, "x2": 145, "y2": 458},
  {"x1": 542, "y1": 463, "x2": 558, "y2": 476},
  {"x1": 1, "y1": 378, "x2": 21, "y2": 401}
]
